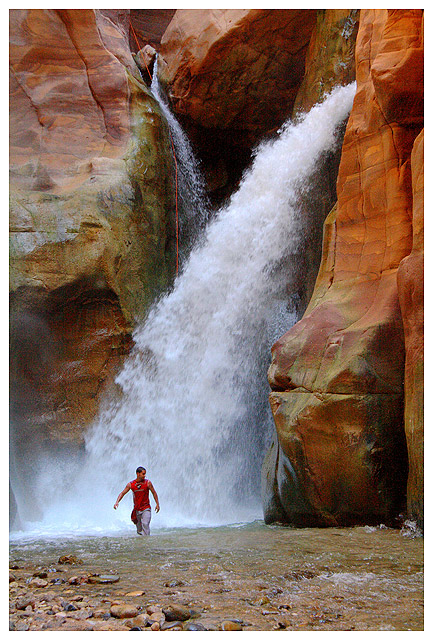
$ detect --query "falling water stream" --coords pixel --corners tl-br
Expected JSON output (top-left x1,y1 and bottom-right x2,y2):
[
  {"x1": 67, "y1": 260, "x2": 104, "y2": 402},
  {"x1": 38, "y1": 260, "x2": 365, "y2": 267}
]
[
  {"x1": 150, "y1": 58, "x2": 210, "y2": 264},
  {"x1": 11, "y1": 83, "x2": 358, "y2": 536}
]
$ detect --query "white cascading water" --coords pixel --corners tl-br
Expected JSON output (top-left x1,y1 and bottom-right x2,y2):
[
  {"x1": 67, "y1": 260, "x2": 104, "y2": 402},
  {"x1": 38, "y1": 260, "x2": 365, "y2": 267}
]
[
  {"x1": 151, "y1": 57, "x2": 210, "y2": 264},
  {"x1": 11, "y1": 82, "x2": 356, "y2": 538}
]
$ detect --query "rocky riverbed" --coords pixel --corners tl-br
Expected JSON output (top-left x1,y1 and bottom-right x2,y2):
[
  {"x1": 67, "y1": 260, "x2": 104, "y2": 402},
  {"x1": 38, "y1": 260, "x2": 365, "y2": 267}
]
[
  {"x1": 9, "y1": 556, "x2": 245, "y2": 631},
  {"x1": 9, "y1": 521, "x2": 424, "y2": 632}
]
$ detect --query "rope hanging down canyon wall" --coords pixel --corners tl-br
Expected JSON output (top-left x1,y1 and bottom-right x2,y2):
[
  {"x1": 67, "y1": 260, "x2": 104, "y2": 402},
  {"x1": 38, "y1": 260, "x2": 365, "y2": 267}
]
[{"x1": 130, "y1": 21, "x2": 180, "y2": 276}]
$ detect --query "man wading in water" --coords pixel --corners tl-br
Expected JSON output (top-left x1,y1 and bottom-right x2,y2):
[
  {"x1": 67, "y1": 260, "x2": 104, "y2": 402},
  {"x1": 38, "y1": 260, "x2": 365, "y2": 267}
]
[{"x1": 114, "y1": 467, "x2": 160, "y2": 535}]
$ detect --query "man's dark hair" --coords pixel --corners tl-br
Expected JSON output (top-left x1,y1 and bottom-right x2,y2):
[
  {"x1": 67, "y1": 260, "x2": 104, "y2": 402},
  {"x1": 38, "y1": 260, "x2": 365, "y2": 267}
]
[{"x1": 136, "y1": 466, "x2": 146, "y2": 474}]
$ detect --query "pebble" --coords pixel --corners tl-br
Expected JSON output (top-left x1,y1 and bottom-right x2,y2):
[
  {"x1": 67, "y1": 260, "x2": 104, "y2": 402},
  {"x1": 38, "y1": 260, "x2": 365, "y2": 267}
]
[
  {"x1": 58, "y1": 555, "x2": 82, "y2": 565},
  {"x1": 131, "y1": 613, "x2": 150, "y2": 627},
  {"x1": 164, "y1": 579, "x2": 184, "y2": 588},
  {"x1": 92, "y1": 607, "x2": 111, "y2": 619},
  {"x1": 90, "y1": 574, "x2": 120, "y2": 584},
  {"x1": 148, "y1": 610, "x2": 166, "y2": 626},
  {"x1": 183, "y1": 621, "x2": 207, "y2": 631},
  {"x1": 162, "y1": 603, "x2": 191, "y2": 621},
  {"x1": 221, "y1": 620, "x2": 243, "y2": 630},
  {"x1": 110, "y1": 604, "x2": 140, "y2": 619},
  {"x1": 161, "y1": 621, "x2": 184, "y2": 630},
  {"x1": 29, "y1": 577, "x2": 48, "y2": 588}
]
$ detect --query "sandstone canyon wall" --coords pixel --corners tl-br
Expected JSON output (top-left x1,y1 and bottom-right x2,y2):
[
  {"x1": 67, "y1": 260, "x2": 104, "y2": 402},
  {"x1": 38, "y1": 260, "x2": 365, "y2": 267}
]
[
  {"x1": 263, "y1": 9, "x2": 424, "y2": 528},
  {"x1": 9, "y1": 9, "x2": 424, "y2": 529},
  {"x1": 10, "y1": 8, "x2": 177, "y2": 475}
]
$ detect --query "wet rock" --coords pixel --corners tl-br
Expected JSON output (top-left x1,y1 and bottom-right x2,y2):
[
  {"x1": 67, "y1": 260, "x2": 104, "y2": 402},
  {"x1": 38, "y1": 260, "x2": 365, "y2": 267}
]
[
  {"x1": 89, "y1": 574, "x2": 120, "y2": 584},
  {"x1": 69, "y1": 608, "x2": 94, "y2": 621},
  {"x1": 14, "y1": 619, "x2": 30, "y2": 631},
  {"x1": 284, "y1": 569, "x2": 316, "y2": 581},
  {"x1": 60, "y1": 618, "x2": 96, "y2": 631},
  {"x1": 164, "y1": 579, "x2": 185, "y2": 588},
  {"x1": 68, "y1": 575, "x2": 89, "y2": 585},
  {"x1": 29, "y1": 577, "x2": 48, "y2": 588},
  {"x1": 15, "y1": 595, "x2": 35, "y2": 610},
  {"x1": 148, "y1": 610, "x2": 165, "y2": 626},
  {"x1": 69, "y1": 595, "x2": 84, "y2": 602},
  {"x1": 221, "y1": 620, "x2": 243, "y2": 630},
  {"x1": 93, "y1": 621, "x2": 125, "y2": 630},
  {"x1": 58, "y1": 555, "x2": 82, "y2": 565},
  {"x1": 161, "y1": 621, "x2": 184, "y2": 630},
  {"x1": 110, "y1": 604, "x2": 140, "y2": 619},
  {"x1": 129, "y1": 613, "x2": 150, "y2": 627},
  {"x1": 93, "y1": 607, "x2": 112, "y2": 620},
  {"x1": 147, "y1": 605, "x2": 162, "y2": 615},
  {"x1": 33, "y1": 570, "x2": 48, "y2": 578},
  {"x1": 183, "y1": 621, "x2": 207, "y2": 631},
  {"x1": 163, "y1": 603, "x2": 191, "y2": 621}
]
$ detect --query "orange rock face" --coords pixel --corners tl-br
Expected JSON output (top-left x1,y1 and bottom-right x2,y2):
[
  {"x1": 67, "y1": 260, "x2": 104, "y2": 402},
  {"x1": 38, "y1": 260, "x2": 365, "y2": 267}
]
[
  {"x1": 10, "y1": 9, "x2": 136, "y2": 193},
  {"x1": 9, "y1": 8, "x2": 176, "y2": 465},
  {"x1": 159, "y1": 9, "x2": 316, "y2": 133},
  {"x1": 397, "y1": 129, "x2": 424, "y2": 527},
  {"x1": 263, "y1": 9, "x2": 424, "y2": 527},
  {"x1": 156, "y1": 9, "x2": 317, "y2": 204}
]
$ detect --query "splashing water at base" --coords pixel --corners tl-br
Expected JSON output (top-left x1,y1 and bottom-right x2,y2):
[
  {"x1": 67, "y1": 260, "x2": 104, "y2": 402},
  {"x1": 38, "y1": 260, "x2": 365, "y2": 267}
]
[{"x1": 13, "y1": 83, "x2": 356, "y2": 537}]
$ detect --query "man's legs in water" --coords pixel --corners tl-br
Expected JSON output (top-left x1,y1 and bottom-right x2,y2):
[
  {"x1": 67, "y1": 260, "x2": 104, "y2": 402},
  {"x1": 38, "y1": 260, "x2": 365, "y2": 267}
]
[{"x1": 136, "y1": 509, "x2": 151, "y2": 535}]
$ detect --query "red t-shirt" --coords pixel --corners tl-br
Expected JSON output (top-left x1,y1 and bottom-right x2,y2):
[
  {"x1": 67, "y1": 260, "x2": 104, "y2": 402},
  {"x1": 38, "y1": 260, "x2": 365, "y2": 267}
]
[{"x1": 130, "y1": 479, "x2": 151, "y2": 511}]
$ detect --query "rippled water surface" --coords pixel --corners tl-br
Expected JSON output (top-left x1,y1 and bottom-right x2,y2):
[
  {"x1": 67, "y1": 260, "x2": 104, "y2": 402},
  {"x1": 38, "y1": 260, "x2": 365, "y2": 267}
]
[{"x1": 10, "y1": 521, "x2": 423, "y2": 631}]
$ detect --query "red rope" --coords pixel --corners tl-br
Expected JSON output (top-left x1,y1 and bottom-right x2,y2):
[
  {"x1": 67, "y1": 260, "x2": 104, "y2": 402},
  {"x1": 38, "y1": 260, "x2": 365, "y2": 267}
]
[
  {"x1": 169, "y1": 131, "x2": 179, "y2": 276},
  {"x1": 129, "y1": 22, "x2": 152, "y2": 82},
  {"x1": 129, "y1": 19, "x2": 179, "y2": 276}
]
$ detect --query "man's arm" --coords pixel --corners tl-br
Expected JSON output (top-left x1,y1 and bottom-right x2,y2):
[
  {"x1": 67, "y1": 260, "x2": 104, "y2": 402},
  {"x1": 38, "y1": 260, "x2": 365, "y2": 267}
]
[
  {"x1": 113, "y1": 483, "x2": 131, "y2": 509},
  {"x1": 148, "y1": 482, "x2": 160, "y2": 512}
]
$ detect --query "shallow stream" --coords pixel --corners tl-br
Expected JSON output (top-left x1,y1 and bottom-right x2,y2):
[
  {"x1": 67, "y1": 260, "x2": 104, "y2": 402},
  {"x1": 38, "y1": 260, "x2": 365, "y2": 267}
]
[{"x1": 9, "y1": 521, "x2": 423, "y2": 631}]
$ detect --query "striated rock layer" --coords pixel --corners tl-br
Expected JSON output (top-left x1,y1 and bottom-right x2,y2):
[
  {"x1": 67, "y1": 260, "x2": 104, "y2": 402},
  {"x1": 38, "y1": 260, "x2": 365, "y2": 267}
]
[
  {"x1": 287, "y1": 9, "x2": 359, "y2": 317},
  {"x1": 9, "y1": 8, "x2": 177, "y2": 471},
  {"x1": 397, "y1": 128, "x2": 424, "y2": 527},
  {"x1": 263, "y1": 9, "x2": 424, "y2": 527}
]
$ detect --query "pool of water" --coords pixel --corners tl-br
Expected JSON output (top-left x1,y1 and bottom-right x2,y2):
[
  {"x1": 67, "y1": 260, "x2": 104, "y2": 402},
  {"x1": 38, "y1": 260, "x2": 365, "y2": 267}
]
[{"x1": 9, "y1": 520, "x2": 423, "y2": 631}]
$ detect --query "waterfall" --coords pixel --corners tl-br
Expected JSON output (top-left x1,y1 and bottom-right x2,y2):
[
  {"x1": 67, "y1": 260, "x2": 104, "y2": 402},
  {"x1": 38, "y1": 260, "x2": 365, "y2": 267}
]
[
  {"x1": 11, "y1": 82, "x2": 356, "y2": 537},
  {"x1": 151, "y1": 57, "x2": 210, "y2": 266}
]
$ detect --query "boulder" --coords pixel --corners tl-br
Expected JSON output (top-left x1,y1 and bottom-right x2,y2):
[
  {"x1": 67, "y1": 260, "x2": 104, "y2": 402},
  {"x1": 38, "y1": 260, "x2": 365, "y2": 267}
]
[
  {"x1": 110, "y1": 604, "x2": 140, "y2": 619},
  {"x1": 156, "y1": 9, "x2": 317, "y2": 204},
  {"x1": 158, "y1": 9, "x2": 316, "y2": 134},
  {"x1": 263, "y1": 9, "x2": 424, "y2": 527},
  {"x1": 221, "y1": 620, "x2": 243, "y2": 630},
  {"x1": 162, "y1": 603, "x2": 191, "y2": 621}
]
